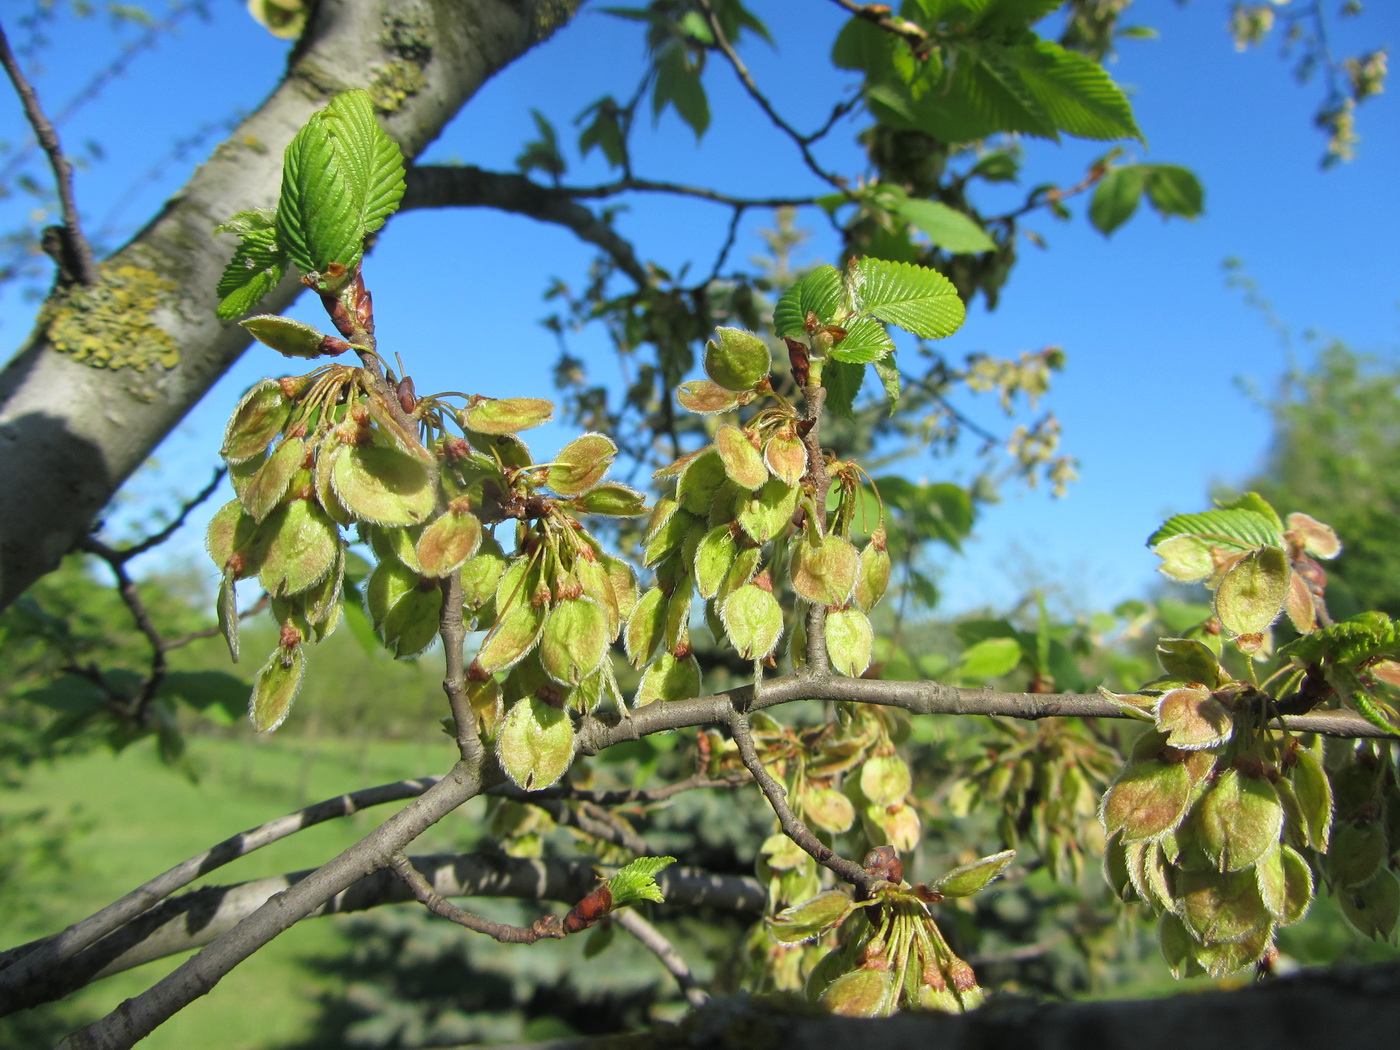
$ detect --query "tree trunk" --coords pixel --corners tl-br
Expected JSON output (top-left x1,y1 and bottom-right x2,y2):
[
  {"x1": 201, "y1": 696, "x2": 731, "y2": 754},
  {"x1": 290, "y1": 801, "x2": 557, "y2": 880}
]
[{"x1": 0, "y1": 0, "x2": 583, "y2": 610}]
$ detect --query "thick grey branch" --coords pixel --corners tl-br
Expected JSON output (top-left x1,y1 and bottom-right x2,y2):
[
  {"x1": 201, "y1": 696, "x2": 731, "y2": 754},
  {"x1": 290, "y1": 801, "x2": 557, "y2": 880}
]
[
  {"x1": 0, "y1": 0, "x2": 584, "y2": 611},
  {"x1": 8, "y1": 854, "x2": 760, "y2": 1012},
  {"x1": 403, "y1": 165, "x2": 651, "y2": 287}
]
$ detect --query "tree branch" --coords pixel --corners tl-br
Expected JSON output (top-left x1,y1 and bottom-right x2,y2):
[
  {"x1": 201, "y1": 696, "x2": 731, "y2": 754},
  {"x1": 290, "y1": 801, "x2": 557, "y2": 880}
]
[
  {"x1": 5, "y1": 854, "x2": 762, "y2": 1013},
  {"x1": 612, "y1": 908, "x2": 710, "y2": 1009},
  {"x1": 0, "y1": 18, "x2": 98, "y2": 285}
]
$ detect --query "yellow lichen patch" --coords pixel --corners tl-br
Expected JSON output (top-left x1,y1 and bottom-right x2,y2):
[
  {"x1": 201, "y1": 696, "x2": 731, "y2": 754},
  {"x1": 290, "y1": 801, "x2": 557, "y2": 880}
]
[
  {"x1": 41, "y1": 264, "x2": 180, "y2": 371},
  {"x1": 367, "y1": 60, "x2": 427, "y2": 113}
]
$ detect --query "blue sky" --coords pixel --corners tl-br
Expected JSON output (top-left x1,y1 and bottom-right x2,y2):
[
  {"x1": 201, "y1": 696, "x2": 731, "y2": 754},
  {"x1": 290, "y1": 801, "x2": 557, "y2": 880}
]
[{"x1": 1, "y1": 0, "x2": 1396, "y2": 618}]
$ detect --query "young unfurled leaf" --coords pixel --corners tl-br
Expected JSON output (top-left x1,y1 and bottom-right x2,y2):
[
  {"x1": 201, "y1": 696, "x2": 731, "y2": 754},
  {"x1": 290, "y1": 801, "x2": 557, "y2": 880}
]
[
  {"x1": 852, "y1": 258, "x2": 965, "y2": 340},
  {"x1": 931, "y1": 850, "x2": 1016, "y2": 898},
  {"x1": 249, "y1": 644, "x2": 306, "y2": 732},
  {"x1": 606, "y1": 855, "x2": 676, "y2": 907},
  {"x1": 276, "y1": 89, "x2": 405, "y2": 278},
  {"x1": 461, "y1": 397, "x2": 554, "y2": 434},
  {"x1": 496, "y1": 696, "x2": 574, "y2": 791},
  {"x1": 766, "y1": 890, "x2": 854, "y2": 945},
  {"x1": 773, "y1": 264, "x2": 842, "y2": 338},
  {"x1": 548, "y1": 433, "x2": 617, "y2": 496},
  {"x1": 704, "y1": 327, "x2": 771, "y2": 391}
]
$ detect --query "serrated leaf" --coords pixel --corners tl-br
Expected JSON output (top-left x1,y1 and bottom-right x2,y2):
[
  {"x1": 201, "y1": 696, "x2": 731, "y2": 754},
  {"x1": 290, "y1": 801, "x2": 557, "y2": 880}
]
[
  {"x1": 216, "y1": 226, "x2": 288, "y2": 321},
  {"x1": 1147, "y1": 508, "x2": 1284, "y2": 552},
  {"x1": 773, "y1": 265, "x2": 842, "y2": 337},
  {"x1": 653, "y1": 41, "x2": 709, "y2": 138},
  {"x1": 853, "y1": 258, "x2": 965, "y2": 340},
  {"x1": 871, "y1": 357, "x2": 900, "y2": 415},
  {"x1": 1018, "y1": 40, "x2": 1143, "y2": 141},
  {"x1": 829, "y1": 315, "x2": 896, "y2": 364},
  {"x1": 822, "y1": 359, "x2": 865, "y2": 419},
  {"x1": 606, "y1": 855, "x2": 676, "y2": 906}
]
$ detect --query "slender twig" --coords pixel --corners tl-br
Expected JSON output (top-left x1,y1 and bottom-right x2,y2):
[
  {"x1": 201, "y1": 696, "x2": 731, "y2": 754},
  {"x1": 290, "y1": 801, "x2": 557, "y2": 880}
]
[
  {"x1": 827, "y1": 0, "x2": 933, "y2": 56},
  {"x1": 99, "y1": 467, "x2": 227, "y2": 562},
  {"x1": 698, "y1": 1, "x2": 849, "y2": 191},
  {"x1": 525, "y1": 797, "x2": 652, "y2": 855},
  {"x1": 612, "y1": 908, "x2": 710, "y2": 1008},
  {"x1": 389, "y1": 851, "x2": 550, "y2": 943},
  {"x1": 728, "y1": 709, "x2": 873, "y2": 894},
  {"x1": 439, "y1": 572, "x2": 484, "y2": 765},
  {"x1": 0, "y1": 18, "x2": 98, "y2": 284},
  {"x1": 700, "y1": 205, "x2": 746, "y2": 287},
  {"x1": 801, "y1": 380, "x2": 832, "y2": 676},
  {"x1": 0, "y1": 776, "x2": 443, "y2": 999}
]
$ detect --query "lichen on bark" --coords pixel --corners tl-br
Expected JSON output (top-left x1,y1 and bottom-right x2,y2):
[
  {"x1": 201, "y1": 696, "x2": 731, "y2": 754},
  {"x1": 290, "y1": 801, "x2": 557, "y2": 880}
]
[{"x1": 39, "y1": 263, "x2": 179, "y2": 371}]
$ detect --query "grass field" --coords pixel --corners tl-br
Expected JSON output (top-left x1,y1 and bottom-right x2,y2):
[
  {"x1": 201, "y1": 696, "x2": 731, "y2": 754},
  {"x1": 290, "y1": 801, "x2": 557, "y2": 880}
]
[{"x1": 1, "y1": 731, "x2": 469, "y2": 1050}]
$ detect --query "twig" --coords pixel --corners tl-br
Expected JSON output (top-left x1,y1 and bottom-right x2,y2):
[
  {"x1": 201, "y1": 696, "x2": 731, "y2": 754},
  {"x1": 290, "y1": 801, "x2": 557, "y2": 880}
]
[
  {"x1": 438, "y1": 572, "x2": 484, "y2": 765},
  {"x1": 389, "y1": 851, "x2": 549, "y2": 943},
  {"x1": 828, "y1": 0, "x2": 933, "y2": 57},
  {"x1": 0, "y1": 776, "x2": 442, "y2": 999},
  {"x1": 728, "y1": 709, "x2": 873, "y2": 893},
  {"x1": 612, "y1": 908, "x2": 709, "y2": 1008},
  {"x1": 98, "y1": 467, "x2": 227, "y2": 562},
  {"x1": 0, "y1": 18, "x2": 98, "y2": 285},
  {"x1": 698, "y1": 0, "x2": 849, "y2": 192},
  {"x1": 527, "y1": 797, "x2": 652, "y2": 855}
]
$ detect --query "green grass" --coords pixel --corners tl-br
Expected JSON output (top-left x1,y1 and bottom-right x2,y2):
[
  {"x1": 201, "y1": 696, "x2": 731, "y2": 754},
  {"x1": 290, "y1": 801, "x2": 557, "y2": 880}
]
[{"x1": 1, "y1": 732, "x2": 473, "y2": 1050}]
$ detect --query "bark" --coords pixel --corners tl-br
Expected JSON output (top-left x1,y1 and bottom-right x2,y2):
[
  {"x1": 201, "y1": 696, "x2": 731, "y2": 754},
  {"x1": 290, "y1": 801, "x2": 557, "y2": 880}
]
[
  {"x1": 4, "y1": 855, "x2": 763, "y2": 1013},
  {"x1": 639, "y1": 961, "x2": 1400, "y2": 1050},
  {"x1": 0, "y1": 0, "x2": 584, "y2": 610}
]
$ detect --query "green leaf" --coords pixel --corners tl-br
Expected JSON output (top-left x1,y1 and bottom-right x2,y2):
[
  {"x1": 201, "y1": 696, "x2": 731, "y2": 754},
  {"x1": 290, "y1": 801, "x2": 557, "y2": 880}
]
[
  {"x1": 822, "y1": 359, "x2": 865, "y2": 419},
  {"x1": 871, "y1": 357, "x2": 900, "y2": 415},
  {"x1": 830, "y1": 316, "x2": 895, "y2": 364},
  {"x1": 958, "y1": 636, "x2": 1022, "y2": 679},
  {"x1": 1089, "y1": 166, "x2": 1144, "y2": 234},
  {"x1": 216, "y1": 224, "x2": 288, "y2": 321},
  {"x1": 774, "y1": 265, "x2": 842, "y2": 337},
  {"x1": 1143, "y1": 164, "x2": 1204, "y2": 218},
  {"x1": 955, "y1": 47, "x2": 1058, "y2": 140},
  {"x1": 653, "y1": 41, "x2": 709, "y2": 138},
  {"x1": 606, "y1": 855, "x2": 676, "y2": 906},
  {"x1": 1148, "y1": 508, "x2": 1285, "y2": 552},
  {"x1": 1018, "y1": 41, "x2": 1144, "y2": 141},
  {"x1": 852, "y1": 258, "x2": 965, "y2": 340},
  {"x1": 577, "y1": 96, "x2": 627, "y2": 169},
  {"x1": 890, "y1": 197, "x2": 997, "y2": 254},
  {"x1": 276, "y1": 90, "x2": 405, "y2": 277}
]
